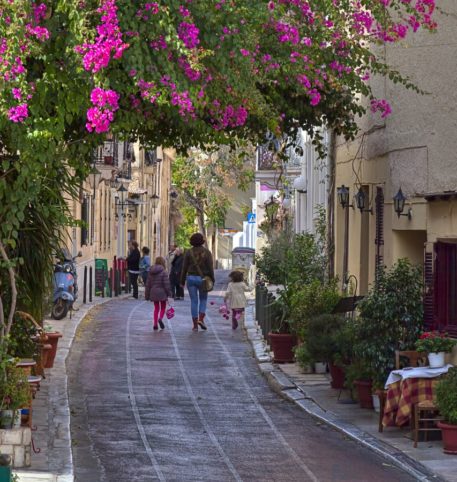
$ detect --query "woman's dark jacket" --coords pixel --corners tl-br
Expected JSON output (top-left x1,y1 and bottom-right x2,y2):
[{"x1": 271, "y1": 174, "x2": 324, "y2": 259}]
[
  {"x1": 127, "y1": 248, "x2": 140, "y2": 271},
  {"x1": 180, "y1": 246, "x2": 215, "y2": 285},
  {"x1": 170, "y1": 254, "x2": 184, "y2": 284}
]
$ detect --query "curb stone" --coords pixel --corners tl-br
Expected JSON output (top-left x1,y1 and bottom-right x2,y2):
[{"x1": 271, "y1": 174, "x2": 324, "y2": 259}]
[
  {"x1": 242, "y1": 301, "x2": 445, "y2": 482},
  {"x1": 16, "y1": 295, "x2": 128, "y2": 482}
]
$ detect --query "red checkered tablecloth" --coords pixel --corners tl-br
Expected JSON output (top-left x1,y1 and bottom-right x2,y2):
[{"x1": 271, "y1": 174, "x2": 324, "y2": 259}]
[{"x1": 382, "y1": 378, "x2": 439, "y2": 427}]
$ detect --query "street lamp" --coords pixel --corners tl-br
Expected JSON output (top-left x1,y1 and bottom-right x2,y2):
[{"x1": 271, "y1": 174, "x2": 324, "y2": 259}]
[
  {"x1": 115, "y1": 185, "x2": 132, "y2": 220},
  {"x1": 393, "y1": 188, "x2": 412, "y2": 220},
  {"x1": 293, "y1": 175, "x2": 307, "y2": 194},
  {"x1": 151, "y1": 193, "x2": 160, "y2": 214},
  {"x1": 264, "y1": 195, "x2": 279, "y2": 224},
  {"x1": 354, "y1": 188, "x2": 373, "y2": 214},
  {"x1": 337, "y1": 185, "x2": 353, "y2": 208}
]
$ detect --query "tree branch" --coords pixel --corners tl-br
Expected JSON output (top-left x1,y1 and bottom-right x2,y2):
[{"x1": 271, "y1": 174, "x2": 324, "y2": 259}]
[{"x1": 0, "y1": 240, "x2": 17, "y2": 340}]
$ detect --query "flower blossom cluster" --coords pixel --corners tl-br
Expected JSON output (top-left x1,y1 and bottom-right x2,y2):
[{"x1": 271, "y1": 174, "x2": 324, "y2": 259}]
[
  {"x1": 86, "y1": 88, "x2": 120, "y2": 133},
  {"x1": 75, "y1": 0, "x2": 128, "y2": 73}
]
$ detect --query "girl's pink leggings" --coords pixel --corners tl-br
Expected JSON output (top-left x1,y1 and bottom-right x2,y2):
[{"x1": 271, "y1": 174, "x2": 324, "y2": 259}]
[{"x1": 153, "y1": 300, "x2": 167, "y2": 326}]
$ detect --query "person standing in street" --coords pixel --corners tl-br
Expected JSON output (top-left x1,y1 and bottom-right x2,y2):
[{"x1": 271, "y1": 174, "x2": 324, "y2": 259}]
[
  {"x1": 140, "y1": 246, "x2": 151, "y2": 285},
  {"x1": 166, "y1": 244, "x2": 177, "y2": 272},
  {"x1": 170, "y1": 248, "x2": 185, "y2": 300},
  {"x1": 145, "y1": 257, "x2": 172, "y2": 331},
  {"x1": 180, "y1": 233, "x2": 215, "y2": 331},
  {"x1": 127, "y1": 240, "x2": 141, "y2": 299},
  {"x1": 224, "y1": 270, "x2": 252, "y2": 330}
]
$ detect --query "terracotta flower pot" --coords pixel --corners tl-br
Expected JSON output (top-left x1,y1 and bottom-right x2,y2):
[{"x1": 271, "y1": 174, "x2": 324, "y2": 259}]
[
  {"x1": 41, "y1": 343, "x2": 52, "y2": 370},
  {"x1": 268, "y1": 333, "x2": 297, "y2": 363},
  {"x1": 44, "y1": 332, "x2": 62, "y2": 368},
  {"x1": 438, "y1": 421, "x2": 457, "y2": 454},
  {"x1": 329, "y1": 363, "x2": 346, "y2": 389},
  {"x1": 354, "y1": 380, "x2": 374, "y2": 409}
]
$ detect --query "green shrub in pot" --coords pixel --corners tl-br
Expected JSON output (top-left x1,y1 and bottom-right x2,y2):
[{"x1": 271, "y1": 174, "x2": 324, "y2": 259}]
[
  {"x1": 305, "y1": 314, "x2": 345, "y2": 364},
  {"x1": 436, "y1": 368, "x2": 457, "y2": 425}
]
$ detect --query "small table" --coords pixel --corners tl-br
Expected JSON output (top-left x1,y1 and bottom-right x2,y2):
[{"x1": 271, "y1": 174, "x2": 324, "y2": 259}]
[{"x1": 382, "y1": 365, "x2": 452, "y2": 427}]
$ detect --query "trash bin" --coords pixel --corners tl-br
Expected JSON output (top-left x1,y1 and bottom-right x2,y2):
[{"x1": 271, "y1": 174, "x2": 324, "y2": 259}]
[{"x1": 231, "y1": 247, "x2": 255, "y2": 284}]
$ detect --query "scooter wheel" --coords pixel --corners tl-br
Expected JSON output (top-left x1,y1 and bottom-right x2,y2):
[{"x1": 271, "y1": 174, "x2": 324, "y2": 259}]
[{"x1": 52, "y1": 299, "x2": 69, "y2": 320}]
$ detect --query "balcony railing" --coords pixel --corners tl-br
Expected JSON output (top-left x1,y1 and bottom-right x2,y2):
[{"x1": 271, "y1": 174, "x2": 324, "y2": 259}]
[{"x1": 94, "y1": 136, "x2": 119, "y2": 166}]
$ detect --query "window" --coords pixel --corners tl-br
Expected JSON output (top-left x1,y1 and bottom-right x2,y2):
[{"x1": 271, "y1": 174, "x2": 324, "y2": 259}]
[{"x1": 81, "y1": 196, "x2": 89, "y2": 247}]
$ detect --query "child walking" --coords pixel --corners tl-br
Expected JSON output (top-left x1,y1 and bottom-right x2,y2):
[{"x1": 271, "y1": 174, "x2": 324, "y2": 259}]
[
  {"x1": 224, "y1": 271, "x2": 252, "y2": 330},
  {"x1": 145, "y1": 257, "x2": 172, "y2": 331}
]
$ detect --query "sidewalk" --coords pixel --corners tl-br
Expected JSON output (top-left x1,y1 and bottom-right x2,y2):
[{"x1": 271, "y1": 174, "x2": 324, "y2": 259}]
[
  {"x1": 15, "y1": 294, "x2": 128, "y2": 482},
  {"x1": 243, "y1": 301, "x2": 455, "y2": 482}
]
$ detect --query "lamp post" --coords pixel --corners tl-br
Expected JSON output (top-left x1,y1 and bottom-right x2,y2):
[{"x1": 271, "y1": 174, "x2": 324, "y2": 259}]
[
  {"x1": 393, "y1": 188, "x2": 412, "y2": 220},
  {"x1": 115, "y1": 185, "x2": 132, "y2": 258}
]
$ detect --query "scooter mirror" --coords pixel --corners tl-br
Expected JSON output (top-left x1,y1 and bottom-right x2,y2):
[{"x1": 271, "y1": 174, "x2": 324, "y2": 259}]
[{"x1": 77, "y1": 251, "x2": 83, "y2": 257}]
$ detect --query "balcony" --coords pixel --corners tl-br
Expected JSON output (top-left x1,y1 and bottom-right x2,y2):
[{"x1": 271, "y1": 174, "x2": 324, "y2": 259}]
[
  {"x1": 256, "y1": 145, "x2": 277, "y2": 171},
  {"x1": 94, "y1": 136, "x2": 119, "y2": 167}
]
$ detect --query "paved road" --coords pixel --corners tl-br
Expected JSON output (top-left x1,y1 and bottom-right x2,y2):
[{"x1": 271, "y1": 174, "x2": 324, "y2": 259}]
[{"x1": 68, "y1": 274, "x2": 415, "y2": 482}]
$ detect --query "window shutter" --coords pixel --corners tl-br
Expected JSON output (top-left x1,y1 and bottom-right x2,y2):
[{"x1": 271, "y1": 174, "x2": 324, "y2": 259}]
[
  {"x1": 81, "y1": 197, "x2": 88, "y2": 247},
  {"x1": 423, "y1": 243, "x2": 435, "y2": 331},
  {"x1": 374, "y1": 187, "x2": 384, "y2": 280}
]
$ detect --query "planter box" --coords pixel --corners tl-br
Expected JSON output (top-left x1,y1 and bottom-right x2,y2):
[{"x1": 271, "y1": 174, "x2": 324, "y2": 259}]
[
  {"x1": 268, "y1": 333, "x2": 297, "y2": 363},
  {"x1": 354, "y1": 380, "x2": 374, "y2": 409},
  {"x1": 329, "y1": 363, "x2": 346, "y2": 389},
  {"x1": 44, "y1": 331, "x2": 63, "y2": 368},
  {"x1": 0, "y1": 427, "x2": 31, "y2": 468}
]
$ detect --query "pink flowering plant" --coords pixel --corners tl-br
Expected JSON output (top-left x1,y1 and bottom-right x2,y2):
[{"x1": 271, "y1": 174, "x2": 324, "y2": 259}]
[
  {"x1": 416, "y1": 331, "x2": 457, "y2": 354},
  {"x1": 0, "y1": 0, "x2": 440, "y2": 346}
]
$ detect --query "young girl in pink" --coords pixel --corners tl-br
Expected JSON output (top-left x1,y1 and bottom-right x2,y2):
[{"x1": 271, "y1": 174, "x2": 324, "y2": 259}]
[
  {"x1": 145, "y1": 257, "x2": 172, "y2": 331},
  {"x1": 224, "y1": 270, "x2": 252, "y2": 329}
]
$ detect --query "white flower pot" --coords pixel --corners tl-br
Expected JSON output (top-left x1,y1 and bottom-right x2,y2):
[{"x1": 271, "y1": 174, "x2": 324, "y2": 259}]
[
  {"x1": 314, "y1": 362, "x2": 327, "y2": 374},
  {"x1": 13, "y1": 410, "x2": 22, "y2": 429},
  {"x1": 372, "y1": 394, "x2": 380, "y2": 413},
  {"x1": 428, "y1": 352, "x2": 445, "y2": 368}
]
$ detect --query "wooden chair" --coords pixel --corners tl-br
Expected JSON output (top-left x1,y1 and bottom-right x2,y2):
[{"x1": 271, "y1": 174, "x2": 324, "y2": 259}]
[
  {"x1": 395, "y1": 350, "x2": 426, "y2": 369},
  {"x1": 413, "y1": 399, "x2": 443, "y2": 448}
]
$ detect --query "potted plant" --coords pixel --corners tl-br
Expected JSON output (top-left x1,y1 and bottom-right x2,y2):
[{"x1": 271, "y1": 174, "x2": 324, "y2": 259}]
[
  {"x1": 43, "y1": 325, "x2": 63, "y2": 368},
  {"x1": 346, "y1": 361, "x2": 374, "y2": 409},
  {"x1": 353, "y1": 259, "x2": 424, "y2": 399},
  {"x1": 415, "y1": 331, "x2": 456, "y2": 368},
  {"x1": 436, "y1": 367, "x2": 457, "y2": 454},
  {"x1": 0, "y1": 364, "x2": 31, "y2": 429},
  {"x1": 305, "y1": 313, "x2": 345, "y2": 377},
  {"x1": 330, "y1": 321, "x2": 356, "y2": 389}
]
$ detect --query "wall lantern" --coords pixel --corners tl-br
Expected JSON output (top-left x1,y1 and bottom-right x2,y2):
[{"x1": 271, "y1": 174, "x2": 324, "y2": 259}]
[
  {"x1": 355, "y1": 188, "x2": 373, "y2": 214},
  {"x1": 151, "y1": 193, "x2": 160, "y2": 213},
  {"x1": 393, "y1": 188, "x2": 412, "y2": 220},
  {"x1": 264, "y1": 195, "x2": 279, "y2": 224},
  {"x1": 293, "y1": 175, "x2": 307, "y2": 194},
  {"x1": 337, "y1": 185, "x2": 353, "y2": 209},
  {"x1": 114, "y1": 185, "x2": 132, "y2": 220}
]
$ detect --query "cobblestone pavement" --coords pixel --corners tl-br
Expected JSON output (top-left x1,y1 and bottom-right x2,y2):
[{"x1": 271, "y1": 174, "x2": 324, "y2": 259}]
[{"x1": 68, "y1": 275, "x2": 416, "y2": 482}]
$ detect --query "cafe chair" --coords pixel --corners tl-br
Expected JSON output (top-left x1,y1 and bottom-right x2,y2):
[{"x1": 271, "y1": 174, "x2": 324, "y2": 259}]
[
  {"x1": 413, "y1": 399, "x2": 443, "y2": 448},
  {"x1": 395, "y1": 350, "x2": 426, "y2": 370}
]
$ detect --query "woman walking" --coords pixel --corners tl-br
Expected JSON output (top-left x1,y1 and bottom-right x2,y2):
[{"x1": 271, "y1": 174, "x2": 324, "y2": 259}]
[
  {"x1": 170, "y1": 248, "x2": 185, "y2": 300},
  {"x1": 145, "y1": 257, "x2": 172, "y2": 331},
  {"x1": 140, "y1": 246, "x2": 151, "y2": 285},
  {"x1": 180, "y1": 233, "x2": 214, "y2": 331}
]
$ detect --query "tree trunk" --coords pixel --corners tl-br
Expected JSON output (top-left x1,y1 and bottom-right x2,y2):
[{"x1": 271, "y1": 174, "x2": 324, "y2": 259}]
[{"x1": 197, "y1": 212, "x2": 206, "y2": 238}]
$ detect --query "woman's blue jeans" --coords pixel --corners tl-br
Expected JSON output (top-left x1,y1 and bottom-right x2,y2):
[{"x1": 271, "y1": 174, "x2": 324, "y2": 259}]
[{"x1": 186, "y1": 275, "x2": 208, "y2": 318}]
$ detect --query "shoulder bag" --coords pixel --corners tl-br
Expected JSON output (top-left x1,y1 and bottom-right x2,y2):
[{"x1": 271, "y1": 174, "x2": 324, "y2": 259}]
[{"x1": 189, "y1": 250, "x2": 214, "y2": 292}]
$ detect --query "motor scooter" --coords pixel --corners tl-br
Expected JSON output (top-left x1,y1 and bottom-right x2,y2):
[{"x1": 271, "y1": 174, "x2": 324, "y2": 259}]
[{"x1": 51, "y1": 249, "x2": 82, "y2": 320}]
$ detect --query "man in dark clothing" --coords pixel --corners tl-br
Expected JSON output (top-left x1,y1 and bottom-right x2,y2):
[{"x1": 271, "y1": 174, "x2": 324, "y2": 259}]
[
  {"x1": 170, "y1": 248, "x2": 185, "y2": 300},
  {"x1": 127, "y1": 240, "x2": 141, "y2": 299}
]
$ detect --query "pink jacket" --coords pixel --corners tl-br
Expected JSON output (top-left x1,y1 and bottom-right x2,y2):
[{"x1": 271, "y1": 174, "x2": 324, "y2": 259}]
[{"x1": 145, "y1": 265, "x2": 172, "y2": 302}]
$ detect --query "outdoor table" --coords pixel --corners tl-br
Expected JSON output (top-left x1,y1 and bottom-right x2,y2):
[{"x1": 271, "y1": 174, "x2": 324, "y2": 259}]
[{"x1": 382, "y1": 364, "x2": 452, "y2": 427}]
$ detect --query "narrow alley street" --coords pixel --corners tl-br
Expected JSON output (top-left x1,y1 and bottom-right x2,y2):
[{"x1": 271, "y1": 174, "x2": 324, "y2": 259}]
[{"x1": 68, "y1": 274, "x2": 415, "y2": 482}]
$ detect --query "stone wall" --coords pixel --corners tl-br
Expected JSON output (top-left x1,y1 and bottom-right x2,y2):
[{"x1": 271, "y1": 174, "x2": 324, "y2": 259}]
[{"x1": 0, "y1": 428, "x2": 31, "y2": 468}]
